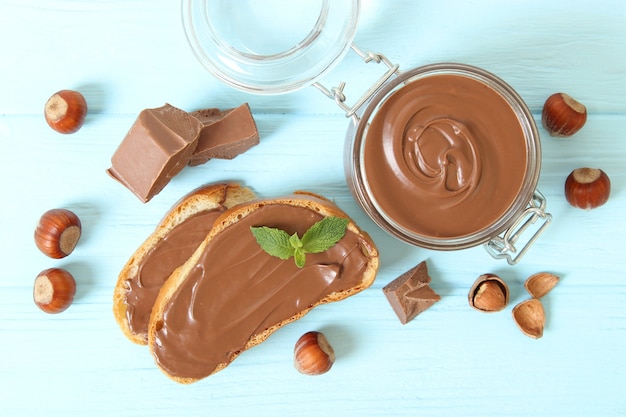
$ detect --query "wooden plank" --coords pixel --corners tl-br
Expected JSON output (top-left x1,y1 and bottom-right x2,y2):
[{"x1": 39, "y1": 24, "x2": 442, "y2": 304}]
[{"x1": 0, "y1": 1, "x2": 624, "y2": 416}]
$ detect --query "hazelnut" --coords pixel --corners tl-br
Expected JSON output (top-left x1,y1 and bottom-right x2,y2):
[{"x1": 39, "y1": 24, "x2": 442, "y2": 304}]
[
  {"x1": 468, "y1": 273, "x2": 509, "y2": 312},
  {"x1": 44, "y1": 89, "x2": 88, "y2": 134},
  {"x1": 294, "y1": 331, "x2": 335, "y2": 375},
  {"x1": 564, "y1": 168, "x2": 610, "y2": 210},
  {"x1": 34, "y1": 208, "x2": 82, "y2": 259},
  {"x1": 34, "y1": 268, "x2": 76, "y2": 314},
  {"x1": 524, "y1": 272, "x2": 559, "y2": 299},
  {"x1": 512, "y1": 299, "x2": 545, "y2": 339},
  {"x1": 541, "y1": 92, "x2": 587, "y2": 137}
]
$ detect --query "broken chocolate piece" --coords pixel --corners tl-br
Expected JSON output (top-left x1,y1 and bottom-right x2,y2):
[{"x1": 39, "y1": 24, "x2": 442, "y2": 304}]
[
  {"x1": 107, "y1": 104, "x2": 202, "y2": 203},
  {"x1": 188, "y1": 103, "x2": 259, "y2": 166},
  {"x1": 383, "y1": 261, "x2": 441, "y2": 324}
]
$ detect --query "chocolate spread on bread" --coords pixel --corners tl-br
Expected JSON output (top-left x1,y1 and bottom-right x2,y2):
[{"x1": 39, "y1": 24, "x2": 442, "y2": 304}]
[
  {"x1": 151, "y1": 201, "x2": 375, "y2": 380},
  {"x1": 124, "y1": 208, "x2": 225, "y2": 338}
]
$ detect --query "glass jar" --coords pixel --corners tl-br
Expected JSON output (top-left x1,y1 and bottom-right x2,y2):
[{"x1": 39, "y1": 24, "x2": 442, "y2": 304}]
[
  {"x1": 181, "y1": 0, "x2": 551, "y2": 264},
  {"x1": 182, "y1": 0, "x2": 360, "y2": 94},
  {"x1": 344, "y1": 63, "x2": 552, "y2": 264}
]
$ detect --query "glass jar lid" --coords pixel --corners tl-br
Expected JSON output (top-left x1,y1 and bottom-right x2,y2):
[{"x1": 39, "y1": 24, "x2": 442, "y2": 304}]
[{"x1": 181, "y1": 0, "x2": 360, "y2": 94}]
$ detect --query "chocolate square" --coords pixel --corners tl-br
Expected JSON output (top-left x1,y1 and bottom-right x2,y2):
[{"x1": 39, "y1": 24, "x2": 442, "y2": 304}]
[
  {"x1": 107, "y1": 104, "x2": 202, "y2": 203},
  {"x1": 383, "y1": 261, "x2": 441, "y2": 324},
  {"x1": 188, "y1": 103, "x2": 259, "y2": 166}
]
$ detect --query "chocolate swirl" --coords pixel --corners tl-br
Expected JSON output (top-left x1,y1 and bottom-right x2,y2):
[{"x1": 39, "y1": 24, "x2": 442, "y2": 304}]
[
  {"x1": 403, "y1": 116, "x2": 480, "y2": 206},
  {"x1": 362, "y1": 73, "x2": 528, "y2": 238}
]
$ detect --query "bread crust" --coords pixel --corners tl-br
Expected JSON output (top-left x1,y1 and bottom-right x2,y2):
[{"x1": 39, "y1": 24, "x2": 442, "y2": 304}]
[
  {"x1": 112, "y1": 182, "x2": 256, "y2": 345},
  {"x1": 148, "y1": 191, "x2": 379, "y2": 383}
]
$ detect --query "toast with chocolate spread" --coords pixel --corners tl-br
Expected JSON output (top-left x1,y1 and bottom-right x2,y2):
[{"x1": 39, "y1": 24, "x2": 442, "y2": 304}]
[
  {"x1": 148, "y1": 191, "x2": 379, "y2": 383},
  {"x1": 112, "y1": 183, "x2": 256, "y2": 345}
]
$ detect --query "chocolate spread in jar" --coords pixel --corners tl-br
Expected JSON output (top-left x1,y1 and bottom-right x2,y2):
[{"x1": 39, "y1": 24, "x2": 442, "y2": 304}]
[
  {"x1": 124, "y1": 208, "x2": 224, "y2": 338},
  {"x1": 363, "y1": 73, "x2": 528, "y2": 239},
  {"x1": 152, "y1": 202, "x2": 374, "y2": 380}
]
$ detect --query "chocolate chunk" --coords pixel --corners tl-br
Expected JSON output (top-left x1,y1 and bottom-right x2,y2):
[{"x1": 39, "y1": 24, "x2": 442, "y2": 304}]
[
  {"x1": 383, "y1": 261, "x2": 441, "y2": 324},
  {"x1": 107, "y1": 104, "x2": 202, "y2": 203},
  {"x1": 191, "y1": 107, "x2": 227, "y2": 124},
  {"x1": 188, "y1": 103, "x2": 259, "y2": 166}
]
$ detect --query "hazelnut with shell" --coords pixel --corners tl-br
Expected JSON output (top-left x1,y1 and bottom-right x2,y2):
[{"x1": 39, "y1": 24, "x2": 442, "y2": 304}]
[
  {"x1": 294, "y1": 331, "x2": 335, "y2": 376},
  {"x1": 542, "y1": 92, "x2": 587, "y2": 137},
  {"x1": 44, "y1": 89, "x2": 88, "y2": 134},
  {"x1": 34, "y1": 268, "x2": 77, "y2": 314},
  {"x1": 564, "y1": 168, "x2": 610, "y2": 210},
  {"x1": 34, "y1": 208, "x2": 82, "y2": 259},
  {"x1": 468, "y1": 273, "x2": 509, "y2": 313}
]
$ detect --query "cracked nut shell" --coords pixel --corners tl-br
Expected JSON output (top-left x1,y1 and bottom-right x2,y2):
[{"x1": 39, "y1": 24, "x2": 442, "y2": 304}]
[
  {"x1": 469, "y1": 273, "x2": 509, "y2": 312},
  {"x1": 512, "y1": 298, "x2": 545, "y2": 339},
  {"x1": 524, "y1": 272, "x2": 559, "y2": 299}
]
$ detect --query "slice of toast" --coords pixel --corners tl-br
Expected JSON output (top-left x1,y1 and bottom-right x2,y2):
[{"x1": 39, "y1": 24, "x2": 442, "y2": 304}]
[
  {"x1": 148, "y1": 191, "x2": 379, "y2": 383},
  {"x1": 112, "y1": 183, "x2": 256, "y2": 345}
]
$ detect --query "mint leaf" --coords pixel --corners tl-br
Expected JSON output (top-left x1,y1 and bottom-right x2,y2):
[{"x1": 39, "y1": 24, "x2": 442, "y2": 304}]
[
  {"x1": 294, "y1": 248, "x2": 306, "y2": 268},
  {"x1": 250, "y1": 226, "x2": 294, "y2": 260},
  {"x1": 301, "y1": 217, "x2": 349, "y2": 253},
  {"x1": 289, "y1": 232, "x2": 303, "y2": 250},
  {"x1": 250, "y1": 216, "x2": 349, "y2": 268},
  {"x1": 289, "y1": 233, "x2": 305, "y2": 267}
]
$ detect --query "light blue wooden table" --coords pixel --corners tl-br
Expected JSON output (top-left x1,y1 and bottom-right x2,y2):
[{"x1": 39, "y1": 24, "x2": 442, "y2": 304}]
[{"x1": 1, "y1": 1, "x2": 624, "y2": 416}]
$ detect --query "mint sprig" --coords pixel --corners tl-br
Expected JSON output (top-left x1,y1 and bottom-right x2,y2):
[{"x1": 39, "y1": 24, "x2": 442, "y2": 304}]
[{"x1": 250, "y1": 216, "x2": 349, "y2": 268}]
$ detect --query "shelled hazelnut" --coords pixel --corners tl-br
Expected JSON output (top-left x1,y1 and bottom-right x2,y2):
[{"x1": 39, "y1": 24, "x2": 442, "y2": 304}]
[
  {"x1": 34, "y1": 208, "x2": 82, "y2": 259},
  {"x1": 44, "y1": 89, "x2": 88, "y2": 134},
  {"x1": 294, "y1": 331, "x2": 335, "y2": 375},
  {"x1": 468, "y1": 273, "x2": 509, "y2": 312},
  {"x1": 564, "y1": 168, "x2": 611, "y2": 210},
  {"x1": 541, "y1": 92, "x2": 587, "y2": 137},
  {"x1": 33, "y1": 268, "x2": 76, "y2": 314}
]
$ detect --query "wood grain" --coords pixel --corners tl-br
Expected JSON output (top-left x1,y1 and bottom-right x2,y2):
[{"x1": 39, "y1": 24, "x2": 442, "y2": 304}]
[{"x1": 0, "y1": 1, "x2": 624, "y2": 416}]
